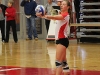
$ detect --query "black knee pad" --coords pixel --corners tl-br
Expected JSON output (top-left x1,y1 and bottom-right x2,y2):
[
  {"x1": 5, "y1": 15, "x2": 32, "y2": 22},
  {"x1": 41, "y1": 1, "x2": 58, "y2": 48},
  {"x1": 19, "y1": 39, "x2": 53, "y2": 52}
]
[
  {"x1": 62, "y1": 61, "x2": 67, "y2": 67},
  {"x1": 63, "y1": 65, "x2": 70, "y2": 72},
  {"x1": 55, "y1": 60, "x2": 62, "y2": 68},
  {"x1": 62, "y1": 62, "x2": 70, "y2": 72}
]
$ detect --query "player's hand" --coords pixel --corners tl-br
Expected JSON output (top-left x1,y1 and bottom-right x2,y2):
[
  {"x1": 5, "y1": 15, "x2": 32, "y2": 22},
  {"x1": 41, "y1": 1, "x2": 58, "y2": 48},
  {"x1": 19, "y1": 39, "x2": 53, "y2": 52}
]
[
  {"x1": 36, "y1": 12, "x2": 42, "y2": 17},
  {"x1": 41, "y1": 15, "x2": 49, "y2": 20},
  {"x1": 41, "y1": 16, "x2": 45, "y2": 18}
]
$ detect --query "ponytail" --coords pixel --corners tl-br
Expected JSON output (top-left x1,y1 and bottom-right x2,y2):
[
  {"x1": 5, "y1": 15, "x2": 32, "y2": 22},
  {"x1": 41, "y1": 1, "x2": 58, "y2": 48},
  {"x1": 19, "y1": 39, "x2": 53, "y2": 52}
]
[
  {"x1": 64, "y1": 0, "x2": 71, "y2": 26},
  {"x1": 68, "y1": 7, "x2": 71, "y2": 26}
]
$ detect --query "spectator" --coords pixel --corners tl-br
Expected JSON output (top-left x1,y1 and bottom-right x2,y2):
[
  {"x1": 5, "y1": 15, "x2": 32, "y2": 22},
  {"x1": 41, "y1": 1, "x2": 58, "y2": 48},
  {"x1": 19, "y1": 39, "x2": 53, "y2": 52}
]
[
  {"x1": 45, "y1": 0, "x2": 57, "y2": 33},
  {"x1": 0, "y1": 0, "x2": 7, "y2": 42},
  {"x1": 5, "y1": 0, "x2": 18, "y2": 43},
  {"x1": 57, "y1": 0, "x2": 63, "y2": 6},
  {"x1": 20, "y1": 0, "x2": 38, "y2": 41}
]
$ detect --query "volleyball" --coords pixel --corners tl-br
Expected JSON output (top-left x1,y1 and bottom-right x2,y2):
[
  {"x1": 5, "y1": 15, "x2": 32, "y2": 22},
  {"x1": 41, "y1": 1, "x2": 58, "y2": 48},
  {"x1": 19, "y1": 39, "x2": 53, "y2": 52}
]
[{"x1": 35, "y1": 5, "x2": 45, "y2": 16}]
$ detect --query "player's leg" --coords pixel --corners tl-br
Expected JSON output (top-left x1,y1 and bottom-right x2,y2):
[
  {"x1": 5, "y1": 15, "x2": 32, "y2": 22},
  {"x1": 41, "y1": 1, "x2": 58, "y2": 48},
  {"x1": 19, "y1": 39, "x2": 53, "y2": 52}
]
[
  {"x1": 56, "y1": 44, "x2": 67, "y2": 75},
  {"x1": 61, "y1": 38, "x2": 70, "y2": 75},
  {"x1": 62, "y1": 53, "x2": 70, "y2": 75}
]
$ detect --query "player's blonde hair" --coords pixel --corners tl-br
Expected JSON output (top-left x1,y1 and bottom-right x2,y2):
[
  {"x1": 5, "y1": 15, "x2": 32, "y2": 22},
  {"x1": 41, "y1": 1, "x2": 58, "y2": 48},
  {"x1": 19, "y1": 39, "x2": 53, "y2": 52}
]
[{"x1": 63, "y1": 0, "x2": 71, "y2": 25}]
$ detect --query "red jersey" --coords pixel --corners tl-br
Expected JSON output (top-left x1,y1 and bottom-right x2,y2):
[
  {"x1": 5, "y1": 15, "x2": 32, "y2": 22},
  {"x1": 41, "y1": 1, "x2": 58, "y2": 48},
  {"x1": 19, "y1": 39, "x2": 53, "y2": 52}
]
[
  {"x1": 5, "y1": 7, "x2": 16, "y2": 21},
  {"x1": 55, "y1": 12, "x2": 69, "y2": 40}
]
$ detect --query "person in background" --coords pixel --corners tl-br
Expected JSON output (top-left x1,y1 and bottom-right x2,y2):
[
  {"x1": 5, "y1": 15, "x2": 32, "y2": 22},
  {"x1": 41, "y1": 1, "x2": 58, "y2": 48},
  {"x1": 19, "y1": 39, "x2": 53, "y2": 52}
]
[
  {"x1": 0, "y1": 0, "x2": 7, "y2": 42},
  {"x1": 74, "y1": 0, "x2": 80, "y2": 23},
  {"x1": 5, "y1": 0, "x2": 18, "y2": 43},
  {"x1": 57, "y1": 0, "x2": 63, "y2": 6},
  {"x1": 45, "y1": 0, "x2": 57, "y2": 33},
  {"x1": 20, "y1": 0, "x2": 38, "y2": 41}
]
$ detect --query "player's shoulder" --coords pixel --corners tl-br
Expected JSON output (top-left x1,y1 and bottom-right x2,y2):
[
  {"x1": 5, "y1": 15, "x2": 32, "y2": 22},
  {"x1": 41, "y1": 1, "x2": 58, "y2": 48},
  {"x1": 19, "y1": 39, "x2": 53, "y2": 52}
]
[
  {"x1": 62, "y1": 12, "x2": 69, "y2": 15},
  {"x1": 61, "y1": 12, "x2": 69, "y2": 17}
]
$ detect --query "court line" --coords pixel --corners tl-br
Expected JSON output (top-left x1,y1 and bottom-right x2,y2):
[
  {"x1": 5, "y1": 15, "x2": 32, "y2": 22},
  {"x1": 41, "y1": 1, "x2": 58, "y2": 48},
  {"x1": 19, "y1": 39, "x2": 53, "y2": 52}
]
[{"x1": 0, "y1": 68, "x2": 21, "y2": 72}]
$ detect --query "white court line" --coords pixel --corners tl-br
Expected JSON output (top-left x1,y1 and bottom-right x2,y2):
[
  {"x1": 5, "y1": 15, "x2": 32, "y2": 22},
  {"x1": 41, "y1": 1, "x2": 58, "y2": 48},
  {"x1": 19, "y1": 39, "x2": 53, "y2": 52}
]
[{"x1": 0, "y1": 68, "x2": 21, "y2": 72}]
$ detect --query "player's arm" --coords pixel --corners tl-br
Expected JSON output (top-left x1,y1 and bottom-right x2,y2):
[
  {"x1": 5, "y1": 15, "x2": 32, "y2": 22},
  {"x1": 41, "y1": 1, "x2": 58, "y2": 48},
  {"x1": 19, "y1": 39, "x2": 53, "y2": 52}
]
[
  {"x1": 45, "y1": 14, "x2": 64, "y2": 20},
  {"x1": 36, "y1": 12, "x2": 64, "y2": 20}
]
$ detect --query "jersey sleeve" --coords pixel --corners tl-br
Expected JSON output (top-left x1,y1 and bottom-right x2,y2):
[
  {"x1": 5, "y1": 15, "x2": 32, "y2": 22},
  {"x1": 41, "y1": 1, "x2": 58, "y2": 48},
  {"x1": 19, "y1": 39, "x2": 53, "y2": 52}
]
[{"x1": 61, "y1": 12, "x2": 69, "y2": 21}]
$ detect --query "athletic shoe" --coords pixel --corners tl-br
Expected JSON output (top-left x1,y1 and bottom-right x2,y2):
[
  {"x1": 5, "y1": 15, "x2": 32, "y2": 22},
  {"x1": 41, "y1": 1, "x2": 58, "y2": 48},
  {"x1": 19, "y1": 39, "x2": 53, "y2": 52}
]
[
  {"x1": 35, "y1": 38, "x2": 38, "y2": 41},
  {"x1": 26, "y1": 38, "x2": 32, "y2": 40}
]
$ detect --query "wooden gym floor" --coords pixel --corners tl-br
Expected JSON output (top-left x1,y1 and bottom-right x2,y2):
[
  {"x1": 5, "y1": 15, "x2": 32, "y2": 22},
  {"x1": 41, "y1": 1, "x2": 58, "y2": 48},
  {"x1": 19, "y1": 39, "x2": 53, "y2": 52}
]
[{"x1": 0, "y1": 39, "x2": 100, "y2": 75}]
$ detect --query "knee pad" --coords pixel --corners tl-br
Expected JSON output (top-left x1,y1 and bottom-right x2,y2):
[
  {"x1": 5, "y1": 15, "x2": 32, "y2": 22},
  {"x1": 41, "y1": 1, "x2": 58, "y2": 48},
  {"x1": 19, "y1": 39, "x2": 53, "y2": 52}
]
[
  {"x1": 62, "y1": 62, "x2": 70, "y2": 72},
  {"x1": 62, "y1": 61, "x2": 67, "y2": 67},
  {"x1": 63, "y1": 65, "x2": 69, "y2": 69},
  {"x1": 55, "y1": 60, "x2": 62, "y2": 68},
  {"x1": 63, "y1": 65, "x2": 70, "y2": 72}
]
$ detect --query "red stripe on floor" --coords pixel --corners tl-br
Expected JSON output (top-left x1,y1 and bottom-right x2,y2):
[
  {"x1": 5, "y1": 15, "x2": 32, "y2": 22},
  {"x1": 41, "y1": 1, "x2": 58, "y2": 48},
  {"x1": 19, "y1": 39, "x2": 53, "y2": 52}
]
[{"x1": 0, "y1": 66, "x2": 100, "y2": 75}]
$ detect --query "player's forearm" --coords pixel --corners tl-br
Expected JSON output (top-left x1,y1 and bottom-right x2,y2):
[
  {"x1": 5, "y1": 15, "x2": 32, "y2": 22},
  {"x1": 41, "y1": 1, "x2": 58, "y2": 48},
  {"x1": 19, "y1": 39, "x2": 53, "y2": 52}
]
[
  {"x1": 45, "y1": 15, "x2": 64, "y2": 20},
  {"x1": 45, "y1": 15, "x2": 55, "y2": 19}
]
